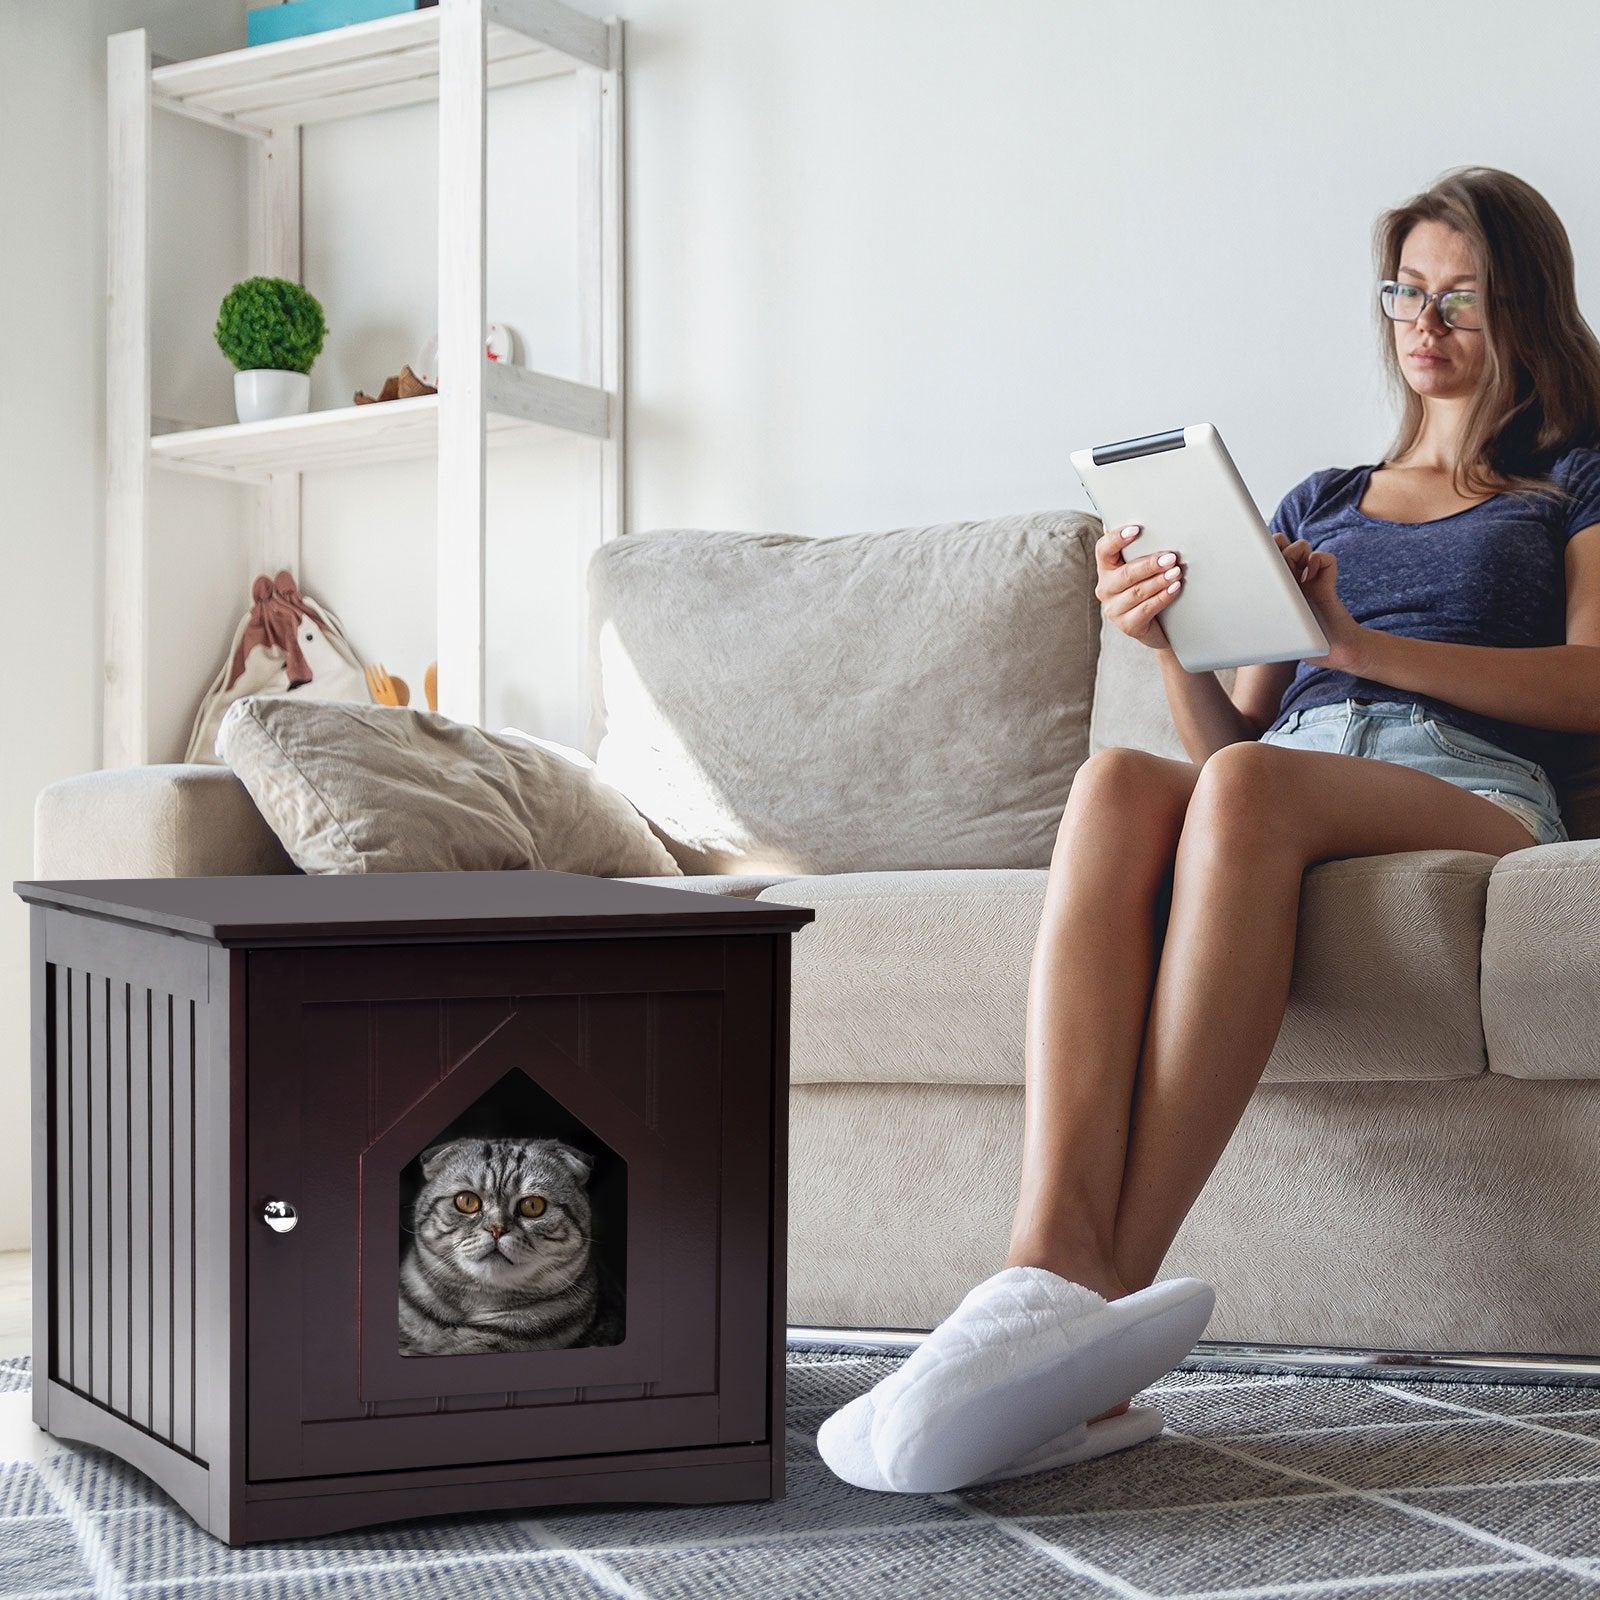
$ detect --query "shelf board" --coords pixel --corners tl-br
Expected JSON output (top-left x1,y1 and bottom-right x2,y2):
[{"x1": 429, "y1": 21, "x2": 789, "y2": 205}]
[
  {"x1": 150, "y1": 5, "x2": 606, "y2": 131},
  {"x1": 150, "y1": 366, "x2": 609, "y2": 482}
]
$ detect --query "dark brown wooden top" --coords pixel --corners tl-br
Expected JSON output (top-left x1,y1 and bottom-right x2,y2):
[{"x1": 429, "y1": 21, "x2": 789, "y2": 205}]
[{"x1": 13, "y1": 871, "x2": 816, "y2": 946}]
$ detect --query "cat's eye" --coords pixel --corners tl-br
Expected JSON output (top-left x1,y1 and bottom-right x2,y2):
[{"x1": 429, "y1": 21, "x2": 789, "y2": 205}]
[
  {"x1": 517, "y1": 1195, "x2": 547, "y2": 1218},
  {"x1": 453, "y1": 1191, "x2": 482, "y2": 1214}
]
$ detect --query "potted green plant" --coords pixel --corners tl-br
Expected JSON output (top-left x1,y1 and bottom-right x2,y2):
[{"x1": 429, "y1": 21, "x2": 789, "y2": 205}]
[{"x1": 214, "y1": 276, "x2": 328, "y2": 423}]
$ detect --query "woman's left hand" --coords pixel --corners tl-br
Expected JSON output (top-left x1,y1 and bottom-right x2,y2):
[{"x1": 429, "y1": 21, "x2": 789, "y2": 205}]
[{"x1": 1295, "y1": 548, "x2": 1368, "y2": 672}]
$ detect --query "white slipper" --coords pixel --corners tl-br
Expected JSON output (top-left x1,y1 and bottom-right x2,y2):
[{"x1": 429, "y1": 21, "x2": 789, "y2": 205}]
[
  {"x1": 819, "y1": 1267, "x2": 1213, "y2": 1494},
  {"x1": 816, "y1": 1390, "x2": 908, "y2": 1491},
  {"x1": 968, "y1": 1402, "x2": 1166, "y2": 1484},
  {"x1": 818, "y1": 1390, "x2": 1166, "y2": 1491}
]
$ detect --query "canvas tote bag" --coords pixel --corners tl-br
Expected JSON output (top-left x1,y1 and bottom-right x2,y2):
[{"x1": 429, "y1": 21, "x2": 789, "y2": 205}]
[{"x1": 184, "y1": 570, "x2": 370, "y2": 764}]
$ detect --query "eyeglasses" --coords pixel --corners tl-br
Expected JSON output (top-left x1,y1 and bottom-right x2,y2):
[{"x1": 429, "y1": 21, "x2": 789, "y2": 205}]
[{"x1": 1379, "y1": 280, "x2": 1482, "y2": 331}]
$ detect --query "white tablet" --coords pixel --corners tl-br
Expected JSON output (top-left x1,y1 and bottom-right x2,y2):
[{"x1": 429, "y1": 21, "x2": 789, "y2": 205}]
[{"x1": 1069, "y1": 424, "x2": 1328, "y2": 673}]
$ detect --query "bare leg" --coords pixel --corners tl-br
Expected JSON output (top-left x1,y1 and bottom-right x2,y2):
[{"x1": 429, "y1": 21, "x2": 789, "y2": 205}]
[
  {"x1": 1005, "y1": 739, "x2": 1534, "y2": 1426},
  {"x1": 1109, "y1": 739, "x2": 1534, "y2": 1293},
  {"x1": 1004, "y1": 747, "x2": 1199, "y2": 1294}
]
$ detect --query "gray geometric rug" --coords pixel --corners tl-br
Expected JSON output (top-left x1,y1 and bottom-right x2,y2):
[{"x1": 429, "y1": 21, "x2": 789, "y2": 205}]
[{"x1": 8, "y1": 1348, "x2": 1600, "y2": 1597}]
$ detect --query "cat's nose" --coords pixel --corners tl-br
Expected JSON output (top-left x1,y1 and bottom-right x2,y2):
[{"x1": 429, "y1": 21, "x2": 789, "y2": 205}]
[{"x1": 487, "y1": 1224, "x2": 505, "y2": 1239}]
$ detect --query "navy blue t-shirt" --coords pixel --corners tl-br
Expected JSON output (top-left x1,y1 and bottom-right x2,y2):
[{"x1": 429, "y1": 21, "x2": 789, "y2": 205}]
[{"x1": 1265, "y1": 447, "x2": 1600, "y2": 773}]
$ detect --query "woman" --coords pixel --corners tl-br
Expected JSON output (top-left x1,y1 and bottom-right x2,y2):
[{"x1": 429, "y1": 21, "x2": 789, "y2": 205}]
[{"x1": 820, "y1": 166, "x2": 1600, "y2": 1494}]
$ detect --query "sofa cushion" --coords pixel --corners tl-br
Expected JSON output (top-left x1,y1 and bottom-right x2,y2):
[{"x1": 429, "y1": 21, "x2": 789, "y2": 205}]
[
  {"x1": 217, "y1": 697, "x2": 681, "y2": 877},
  {"x1": 1089, "y1": 609, "x2": 1238, "y2": 759},
  {"x1": 617, "y1": 873, "x2": 801, "y2": 899},
  {"x1": 756, "y1": 854, "x2": 1495, "y2": 1086},
  {"x1": 584, "y1": 512, "x2": 1103, "y2": 876},
  {"x1": 1480, "y1": 838, "x2": 1600, "y2": 1078}
]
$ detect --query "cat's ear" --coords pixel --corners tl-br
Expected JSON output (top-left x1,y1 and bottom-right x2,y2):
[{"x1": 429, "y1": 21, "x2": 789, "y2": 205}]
[
  {"x1": 554, "y1": 1144, "x2": 594, "y2": 1185},
  {"x1": 419, "y1": 1141, "x2": 462, "y2": 1179}
]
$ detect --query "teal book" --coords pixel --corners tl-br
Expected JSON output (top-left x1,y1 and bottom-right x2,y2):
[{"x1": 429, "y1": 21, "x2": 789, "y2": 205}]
[{"x1": 248, "y1": 0, "x2": 437, "y2": 48}]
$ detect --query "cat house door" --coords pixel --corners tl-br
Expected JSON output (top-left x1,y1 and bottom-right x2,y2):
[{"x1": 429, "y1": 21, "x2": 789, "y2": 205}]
[{"x1": 245, "y1": 939, "x2": 776, "y2": 1482}]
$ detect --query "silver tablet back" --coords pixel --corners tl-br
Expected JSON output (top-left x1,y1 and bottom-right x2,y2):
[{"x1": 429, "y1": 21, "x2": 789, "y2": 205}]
[{"x1": 1070, "y1": 424, "x2": 1328, "y2": 673}]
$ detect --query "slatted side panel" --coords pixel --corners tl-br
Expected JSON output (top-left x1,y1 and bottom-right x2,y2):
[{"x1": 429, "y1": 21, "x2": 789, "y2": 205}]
[
  {"x1": 50, "y1": 965, "x2": 199, "y2": 1457},
  {"x1": 172, "y1": 994, "x2": 197, "y2": 1454},
  {"x1": 88, "y1": 976, "x2": 108, "y2": 1403},
  {"x1": 51, "y1": 966, "x2": 72, "y2": 1386},
  {"x1": 151, "y1": 992, "x2": 174, "y2": 1443}
]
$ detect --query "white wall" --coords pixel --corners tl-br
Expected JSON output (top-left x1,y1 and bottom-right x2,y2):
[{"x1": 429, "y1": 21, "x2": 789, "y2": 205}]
[
  {"x1": 0, "y1": 0, "x2": 105, "y2": 1258},
  {"x1": 616, "y1": 0, "x2": 1600, "y2": 530},
  {"x1": 5, "y1": 0, "x2": 1600, "y2": 1249}
]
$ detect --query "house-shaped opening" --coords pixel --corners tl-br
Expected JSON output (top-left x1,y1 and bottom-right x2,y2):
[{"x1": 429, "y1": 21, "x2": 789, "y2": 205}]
[{"x1": 396, "y1": 1067, "x2": 626, "y2": 1357}]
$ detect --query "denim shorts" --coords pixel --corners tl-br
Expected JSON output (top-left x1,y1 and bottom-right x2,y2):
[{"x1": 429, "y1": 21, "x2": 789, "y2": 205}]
[{"x1": 1258, "y1": 700, "x2": 1569, "y2": 848}]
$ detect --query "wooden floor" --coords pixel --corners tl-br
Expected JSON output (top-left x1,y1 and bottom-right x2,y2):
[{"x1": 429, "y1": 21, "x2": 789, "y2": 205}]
[{"x1": 0, "y1": 1251, "x2": 30, "y2": 1360}]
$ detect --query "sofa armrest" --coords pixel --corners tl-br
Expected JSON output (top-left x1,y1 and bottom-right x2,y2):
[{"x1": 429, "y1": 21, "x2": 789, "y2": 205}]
[
  {"x1": 34, "y1": 764, "x2": 295, "y2": 879},
  {"x1": 1481, "y1": 838, "x2": 1600, "y2": 1079}
]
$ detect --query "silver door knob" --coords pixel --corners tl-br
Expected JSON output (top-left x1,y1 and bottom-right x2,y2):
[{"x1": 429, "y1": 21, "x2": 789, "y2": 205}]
[{"x1": 262, "y1": 1199, "x2": 298, "y2": 1233}]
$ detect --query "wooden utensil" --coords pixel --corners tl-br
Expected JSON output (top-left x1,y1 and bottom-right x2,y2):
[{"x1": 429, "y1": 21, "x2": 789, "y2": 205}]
[
  {"x1": 424, "y1": 661, "x2": 438, "y2": 712},
  {"x1": 364, "y1": 663, "x2": 409, "y2": 707}
]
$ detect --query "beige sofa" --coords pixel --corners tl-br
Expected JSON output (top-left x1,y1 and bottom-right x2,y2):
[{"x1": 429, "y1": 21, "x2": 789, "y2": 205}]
[{"x1": 35, "y1": 511, "x2": 1600, "y2": 1364}]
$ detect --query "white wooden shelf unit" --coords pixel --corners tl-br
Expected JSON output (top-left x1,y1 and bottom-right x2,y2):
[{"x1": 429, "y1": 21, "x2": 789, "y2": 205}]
[{"x1": 105, "y1": 0, "x2": 625, "y2": 766}]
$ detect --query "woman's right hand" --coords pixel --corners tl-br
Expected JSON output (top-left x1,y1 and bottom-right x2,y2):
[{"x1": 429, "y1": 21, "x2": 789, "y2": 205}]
[
  {"x1": 1273, "y1": 531, "x2": 1312, "y2": 581},
  {"x1": 1094, "y1": 524, "x2": 1184, "y2": 651}
]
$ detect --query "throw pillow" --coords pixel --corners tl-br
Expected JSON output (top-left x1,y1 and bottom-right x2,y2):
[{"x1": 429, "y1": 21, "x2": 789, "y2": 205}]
[
  {"x1": 217, "y1": 696, "x2": 682, "y2": 877},
  {"x1": 1089, "y1": 610, "x2": 1239, "y2": 759},
  {"x1": 584, "y1": 511, "x2": 1102, "y2": 875}
]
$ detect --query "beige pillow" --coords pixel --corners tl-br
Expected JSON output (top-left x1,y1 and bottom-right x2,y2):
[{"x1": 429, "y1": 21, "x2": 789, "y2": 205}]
[
  {"x1": 584, "y1": 512, "x2": 1103, "y2": 875},
  {"x1": 1090, "y1": 609, "x2": 1238, "y2": 759},
  {"x1": 217, "y1": 697, "x2": 682, "y2": 877}
]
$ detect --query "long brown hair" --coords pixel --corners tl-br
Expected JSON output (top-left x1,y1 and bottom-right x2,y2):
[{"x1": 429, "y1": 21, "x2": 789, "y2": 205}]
[{"x1": 1374, "y1": 166, "x2": 1600, "y2": 501}]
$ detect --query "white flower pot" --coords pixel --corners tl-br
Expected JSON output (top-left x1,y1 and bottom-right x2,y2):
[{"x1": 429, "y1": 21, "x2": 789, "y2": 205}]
[{"x1": 234, "y1": 369, "x2": 311, "y2": 423}]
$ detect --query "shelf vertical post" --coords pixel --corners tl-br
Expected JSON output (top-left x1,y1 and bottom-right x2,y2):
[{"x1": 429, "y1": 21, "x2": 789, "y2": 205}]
[
  {"x1": 250, "y1": 125, "x2": 304, "y2": 581},
  {"x1": 437, "y1": 0, "x2": 489, "y2": 727},
  {"x1": 577, "y1": 20, "x2": 625, "y2": 546},
  {"x1": 104, "y1": 29, "x2": 153, "y2": 769}
]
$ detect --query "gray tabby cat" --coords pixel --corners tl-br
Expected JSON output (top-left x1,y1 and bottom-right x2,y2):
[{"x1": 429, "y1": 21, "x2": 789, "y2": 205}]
[{"x1": 399, "y1": 1136, "x2": 619, "y2": 1356}]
